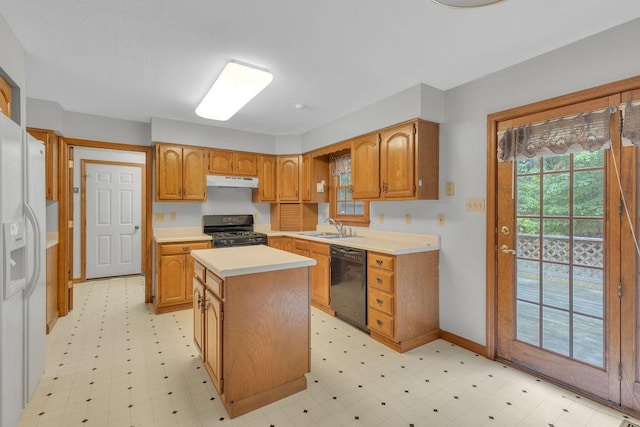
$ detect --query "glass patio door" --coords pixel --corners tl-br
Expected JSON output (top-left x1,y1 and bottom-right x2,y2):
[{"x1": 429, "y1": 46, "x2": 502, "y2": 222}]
[{"x1": 496, "y1": 96, "x2": 622, "y2": 402}]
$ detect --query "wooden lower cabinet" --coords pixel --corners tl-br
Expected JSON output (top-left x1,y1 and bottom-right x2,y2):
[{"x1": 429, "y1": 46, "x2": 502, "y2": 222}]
[
  {"x1": 367, "y1": 250, "x2": 439, "y2": 353},
  {"x1": 193, "y1": 278, "x2": 205, "y2": 356},
  {"x1": 154, "y1": 240, "x2": 210, "y2": 313},
  {"x1": 204, "y1": 288, "x2": 223, "y2": 394},
  {"x1": 193, "y1": 259, "x2": 310, "y2": 418},
  {"x1": 309, "y1": 242, "x2": 333, "y2": 316},
  {"x1": 46, "y1": 244, "x2": 59, "y2": 334}
]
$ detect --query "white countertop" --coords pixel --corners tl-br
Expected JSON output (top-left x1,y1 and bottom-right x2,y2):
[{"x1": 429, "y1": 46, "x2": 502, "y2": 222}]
[
  {"x1": 257, "y1": 227, "x2": 440, "y2": 255},
  {"x1": 153, "y1": 226, "x2": 212, "y2": 243},
  {"x1": 191, "y1": 245, "x2": 316, "y2": 278}
]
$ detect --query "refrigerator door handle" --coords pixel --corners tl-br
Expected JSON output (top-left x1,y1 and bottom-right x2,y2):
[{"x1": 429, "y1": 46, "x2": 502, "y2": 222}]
[{"x1": 23, "y1": 201, "x2": 41, "y2": 298}]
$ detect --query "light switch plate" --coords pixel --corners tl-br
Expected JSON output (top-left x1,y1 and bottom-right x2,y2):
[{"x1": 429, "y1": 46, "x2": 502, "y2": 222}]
[{"x1": 466, "y1": 198, "x2": 486, "y2": 212}]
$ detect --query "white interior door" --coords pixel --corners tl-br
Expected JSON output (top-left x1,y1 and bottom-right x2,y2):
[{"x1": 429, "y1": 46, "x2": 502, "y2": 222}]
[{"x1": 84, "y1": 162, "x2": 142, "y2": 279}]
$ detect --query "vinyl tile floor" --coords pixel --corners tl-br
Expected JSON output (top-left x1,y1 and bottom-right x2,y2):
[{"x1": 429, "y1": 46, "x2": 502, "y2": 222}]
[{"x1": 17, "y1": 276, "x2": 640, "y2": 427}]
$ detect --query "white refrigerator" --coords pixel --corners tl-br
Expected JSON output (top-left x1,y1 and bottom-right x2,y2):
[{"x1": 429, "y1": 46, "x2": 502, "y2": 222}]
[{"x1": 0, "y1": 114, "x2": 46, "y2": 427}]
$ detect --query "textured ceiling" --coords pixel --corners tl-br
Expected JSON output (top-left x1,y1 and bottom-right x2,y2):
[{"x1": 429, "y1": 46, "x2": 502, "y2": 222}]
[{"x1": 1, "y1": 0, "x2": 640, "y2": 135}]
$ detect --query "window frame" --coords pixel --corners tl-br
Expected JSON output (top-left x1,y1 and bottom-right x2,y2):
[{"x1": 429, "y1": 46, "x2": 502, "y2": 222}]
[{"x1": 328, "y1": 151, "x2": 370, "y2": 227}]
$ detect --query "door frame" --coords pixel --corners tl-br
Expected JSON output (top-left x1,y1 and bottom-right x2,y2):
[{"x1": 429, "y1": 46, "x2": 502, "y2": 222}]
[
  {"x1": 486, "y1": 74, "x2": 640, "y2": 360},
  {"x1": 80, "y1": 160, "x2": 145, "y2": 281},
  {"x1": 58, "y1": 137, "x2": 153, "y2": 314}
]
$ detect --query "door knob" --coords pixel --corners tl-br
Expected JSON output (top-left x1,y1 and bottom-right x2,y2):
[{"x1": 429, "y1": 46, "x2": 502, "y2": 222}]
[
  {"x1": 500, "y1": 244, "x2": 516, "y2": 255},
  {"x1": 134, "y1": 225, "x2": 140, "y2": 230}
]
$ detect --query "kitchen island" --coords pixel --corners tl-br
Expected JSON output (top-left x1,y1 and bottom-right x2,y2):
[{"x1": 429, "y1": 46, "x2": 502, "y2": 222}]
[{"x1": 190, "y1": 245, "x2": 315, "y2": 419}]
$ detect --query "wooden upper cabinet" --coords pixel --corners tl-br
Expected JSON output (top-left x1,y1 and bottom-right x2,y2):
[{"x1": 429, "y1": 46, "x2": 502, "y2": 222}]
[
  {"x1": 156, "y1": 143, "x2": 206, "y2": 201},
  {"x1": 208, "y1": 149, "x2": 234, "y2": 175},
  {"x1": 353, "y1": 119, "x2": 439, "y2": 201},
  {"x1": 301, "y1": 154, "x2": 312, "y2": 202},
  {"x1": 252, "y1": 154, "x2": 277, "y2": 202},
  {"x1": 235, "y1": 152, "x2": 257, "y2": 176},
  {"x1": 27, "y1": 128, "x2": 59, "y2": 201},
  {"x1": 157, "y1": 144, "x2": 183, "y2": 200},
  {"x1": 0, "y1": 76, "x2": 11, "y2": 119},
  {"x1": 351, "y1": 133, "x2": 381, "y2": 199},
  {"x1": 182, "y1": 147, "x2": 206, "y2": 200},
  {"x1": 380, "y1": 122, "x2": 415, "y2": 199},
  {"x1": 301, "y1": 153, "x2": 329, "y2": 203},
  {"x1": 208, "y1": 149, "x2": 257, "y2": 177},
  {"x1": 278, "y1": 155, "x2": 300, "y2": 202}
]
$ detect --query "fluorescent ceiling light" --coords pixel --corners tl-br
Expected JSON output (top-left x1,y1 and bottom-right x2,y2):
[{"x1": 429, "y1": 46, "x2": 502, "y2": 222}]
[
  {"x1": 196, "y1": 61, "x2": 273, "y2": 121},
  {"x1": 432, "y1": 0, "x2": 503, "y2": 7}
]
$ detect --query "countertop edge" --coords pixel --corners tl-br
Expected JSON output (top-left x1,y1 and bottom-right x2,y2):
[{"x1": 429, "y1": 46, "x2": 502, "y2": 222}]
[
  {"x1": 263, "y1": 232, "x2": 439, "y2": 255},
  {"x1": 191, "y1": 247, "x2": 316, "y2": 279}
]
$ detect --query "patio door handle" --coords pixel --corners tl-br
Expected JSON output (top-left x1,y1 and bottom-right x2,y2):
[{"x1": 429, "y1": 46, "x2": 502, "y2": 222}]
[{"x1": 500, "y1": 244, "x2": 516, "y2": 255}]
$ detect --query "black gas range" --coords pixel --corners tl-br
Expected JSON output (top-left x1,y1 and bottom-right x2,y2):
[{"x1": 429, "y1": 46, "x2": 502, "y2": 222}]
[{"x1": 203, "y1": 214, "x2": 268, "y2": 247}]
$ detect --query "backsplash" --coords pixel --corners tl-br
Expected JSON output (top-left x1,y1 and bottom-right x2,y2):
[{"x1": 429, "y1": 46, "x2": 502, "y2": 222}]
[{"x1": 152, "y1": 186, "x2": 271, "y2": 228}]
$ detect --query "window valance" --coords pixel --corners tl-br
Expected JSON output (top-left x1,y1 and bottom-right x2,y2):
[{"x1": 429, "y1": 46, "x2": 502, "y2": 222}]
[
  {"x1": 331, "y1": 154, "x2": 351, "y2": 177},
  {"x1": 621, "y1": 99, "x2": 640, "y2": 146},
  {"x1": 497, "y1": 107, "x2": 614, "y2": 162}
]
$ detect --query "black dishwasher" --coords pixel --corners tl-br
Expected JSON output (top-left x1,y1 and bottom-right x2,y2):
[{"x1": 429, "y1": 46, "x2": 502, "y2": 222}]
[{"x1": 330, "y1": 245, "x2": 368, "y2": 332}]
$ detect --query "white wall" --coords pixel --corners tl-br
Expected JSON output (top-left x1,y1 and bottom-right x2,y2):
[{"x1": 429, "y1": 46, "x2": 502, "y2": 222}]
[
  {"x1": 151, "y1": 117, "x2": 276, "y2": 152},
  {"x1": 72, "y1": 147, "x2": 146, "y2": 278},
  {"x1": 299, "y1": 83, "x2": 445, "y2": 152},
  {"x1": 152, "y1": 188, "x2": 271, "y2": 229},
  {"x1": 27, "y1": 99, "x2": 151, "y2": 146}
]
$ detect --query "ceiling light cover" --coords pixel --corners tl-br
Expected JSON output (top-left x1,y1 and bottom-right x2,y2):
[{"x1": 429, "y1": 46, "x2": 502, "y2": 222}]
[
  {"x1": 196, "y1": 62, "x2": 273, "y2": 121},
  {"x1": 431, "y1": 0, "x2": 503, "y2": 8}
]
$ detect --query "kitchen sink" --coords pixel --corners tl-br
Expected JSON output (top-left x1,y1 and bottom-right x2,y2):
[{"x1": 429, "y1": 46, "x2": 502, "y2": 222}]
[{"x1": 298, "y1": 231, "x2": 346, "y2": 239}]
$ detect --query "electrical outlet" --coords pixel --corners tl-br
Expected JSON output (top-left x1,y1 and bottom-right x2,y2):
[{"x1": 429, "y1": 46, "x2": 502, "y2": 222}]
[
  {"x1": 405, "y1": 213, "x2": 411, "y2": 224},
  {"x1": 466, "y1": 198, "x2": 486, "y2": 212},
  {"x1": 169, "y1": 212, "x2": 176, "y2": 221},
  {"x1": 253, "y1": 211, "x2": 258, "y2": 220},
  {"x1": 154, "y1": 212, "x2": 165, "y2": 222},
  {"x1": 446, "y1": 182, "x2": 455, "y2": 196},
  {"x1": 378, "y1": 213, "x2": 384, "y2": 224},
  {"x1": 437, "y1": 214, "x2": 445, "y2": 227}
]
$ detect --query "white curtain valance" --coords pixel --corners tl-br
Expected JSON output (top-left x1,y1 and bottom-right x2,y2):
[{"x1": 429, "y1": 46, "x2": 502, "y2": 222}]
[
  {"x1": 621, "y1": 100, "x2": 640, "y2": 147},
  {"x1": 332, "y1": 154, "x2": 351, "y2": 177},
  {"x1": 497, "y1": 107, "x2": 614, "y2": 162}
]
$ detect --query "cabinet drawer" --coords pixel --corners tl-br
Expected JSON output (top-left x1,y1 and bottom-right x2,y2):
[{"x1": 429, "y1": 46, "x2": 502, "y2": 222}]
[
  {"x1": 161, "y1": 241, "x2": 210, "y2": 256},
  {"x1": 368, "y1": 253, "x2": 394, "y2": 271},
  {"x1": 368, "y1": 310, "x2": 394, "y2": 338},
  {"x1": 368, "y1": 289, "x2": 394, "y2": 316},
  {"x1": 368, "y1": 269, "x2": 394, "y2": 293},
  {"x1": 294, "y1": 238, "x2": 310, "y2": 251},
  {"x1": 194, "y1": 261, "x2": 205, "y2": 282},
  {"x1": 205, "y1": 269, "x2": 224, "y2": 299},
  {"x1": 309, "y1": 241, "x2": 329, "y2": 255}
]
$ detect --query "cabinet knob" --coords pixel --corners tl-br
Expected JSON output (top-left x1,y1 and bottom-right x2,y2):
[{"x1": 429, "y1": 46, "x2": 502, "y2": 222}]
[
  {"x1": 183, "y1": 246, "x2": 190, "y2": 251},
  {"x1": 376, "y1": 298, "x2": 383, "y2": 305},
  {"x1": 376, "y1": 319, "x2": 383, "y2": 326},
  {"x1": 376, "y1": 259, "x2": 383, "y2": 265},
  {"x1": 376, "y1": 277, "x2": 383, "y2": 283}
]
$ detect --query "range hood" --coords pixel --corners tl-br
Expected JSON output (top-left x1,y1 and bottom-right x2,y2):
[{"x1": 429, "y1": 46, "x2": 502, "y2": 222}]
[{"x1": 206, "y1": 175, "x2": 259, "y2": 188}]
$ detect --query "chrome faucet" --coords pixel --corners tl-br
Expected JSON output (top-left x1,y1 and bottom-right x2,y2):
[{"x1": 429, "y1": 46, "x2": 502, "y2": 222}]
[{"x1": 327, "y1": 218, "x2": 344, "y2": 236}]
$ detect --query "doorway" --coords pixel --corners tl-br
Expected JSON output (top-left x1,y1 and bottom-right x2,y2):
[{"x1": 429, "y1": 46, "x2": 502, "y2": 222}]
[
  {"x1": 82, "y1": 160, "x2": 143, "y2": 279},
  {"x1": 56, "y1": 138, "x2": 153, "y2": 316},
  {"x1": 487, "y1": 77, "x2": 640, "y2": 413}
]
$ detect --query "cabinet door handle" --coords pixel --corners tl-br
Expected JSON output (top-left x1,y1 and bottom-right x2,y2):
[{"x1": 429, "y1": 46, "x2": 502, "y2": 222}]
[
  {"x1": 183, "y1": 246, "x2": 190, "y2": 252},
  {"x1": 376, "y1": 319, "x2": 383, "y2": 326},
  {"x1": 376, "y1": 277, "x2": 383, "y2": 284},
  {"x1": 376, "y1": 259, "x2": 383, "y2": 266},
  {"x1": 376, "y1": 298, "x2": 383, "y2": 305}
]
